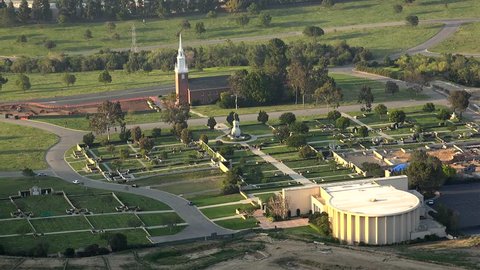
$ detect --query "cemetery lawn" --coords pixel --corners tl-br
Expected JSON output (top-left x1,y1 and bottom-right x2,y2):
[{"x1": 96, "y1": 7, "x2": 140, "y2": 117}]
[
  {"x1": 87, "y1": 214, "x2": 143, "y2": 229},
  {"x1": 30, "y1": 216, "x2": 92, "y2": 233},
  {"x1": 137, "y1": 213, "x2": 184, "y2": 227},
  {"x1": 215, "y1": 217, "x2": 259, "y2": 230},
  {"x1": 190, "y1": 194, "x2": 245, "y2": 207},
  {"x1": 0, "y1": 0, "x2": 476, "y2": 57},
  {"x1": 200, "y1": 204, "x2": 253, "y2": 220},
  {"x1": 0, "y1": 121, "x2": 58, "y2": 171},
  {"x1": 147, "y1": 225, "x2": 187, "y2": 237}
]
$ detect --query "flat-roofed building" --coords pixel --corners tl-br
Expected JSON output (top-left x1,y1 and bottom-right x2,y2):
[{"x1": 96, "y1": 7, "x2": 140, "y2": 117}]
[{"x1": 282, "y1": 176, "x2": 446, "y2": 245}]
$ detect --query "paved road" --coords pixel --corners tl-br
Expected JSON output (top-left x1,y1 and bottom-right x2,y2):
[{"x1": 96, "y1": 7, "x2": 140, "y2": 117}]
[{"x1": 0, "y1": 118, "x2": 234, "y2": 242}]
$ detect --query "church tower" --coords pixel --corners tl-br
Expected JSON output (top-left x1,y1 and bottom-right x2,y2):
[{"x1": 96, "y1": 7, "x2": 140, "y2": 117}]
[{"x1": 175, "y1": 34, "x2": 189, "y2": 105}]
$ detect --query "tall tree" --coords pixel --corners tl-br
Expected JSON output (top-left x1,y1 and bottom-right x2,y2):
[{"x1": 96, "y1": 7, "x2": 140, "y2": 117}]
[
  {"x1": 16, "y1": 74, "x2": 31, "y2": 92},
  {"x1": 287, "y1": 59, "x2": 308, "y2": 105},
  {"x1": 17, "y1": 0, "x2": 31, "y2": 23},
  {"x1": 406, "y1": 150, "x2": 445, "y2": 192},
  {"x1": 385, "y1": 81, "x2": 399, "y2": 95},
  {"x1": 89, "y1": 100, "x2": 124, "y2": 141},
  {"x1": 264, "y1": 38, "x2": 288, "y2": 81},
  {"x1": 0, "y1": 74, "x2": 8, "y2": 90},
  {"x1": 0, "y1": 1, "x2": 16, "y2": 27},
  {"x1": 448, "y1": 90, "x2": 471, "y2": 117},
  {"x1": 358, "y1": 85, "x2": 374, "y2": 111},
  {"x1": 314, "y1": 79, "x2": 343, "y2": 109}
]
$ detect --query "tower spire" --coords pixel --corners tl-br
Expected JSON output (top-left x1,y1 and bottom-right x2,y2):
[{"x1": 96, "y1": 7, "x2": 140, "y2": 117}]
[{"x1": 179, "y1": 33, "x2": 183, "y2": 51}]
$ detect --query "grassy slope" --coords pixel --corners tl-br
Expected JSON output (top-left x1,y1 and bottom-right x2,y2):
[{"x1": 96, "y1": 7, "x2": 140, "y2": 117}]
[
  {"x1": 0, "y1": 121, "x2": 58, "y2": 171},
  {"x1": 431, "y1": 22, "x2": 480, "y2": 54},
  {"x1": 0, "y1": 0, "x2": 476, "y2": 56},
  {"x1": 0, "y1": 66, "x2": 241, "y2": 102}
]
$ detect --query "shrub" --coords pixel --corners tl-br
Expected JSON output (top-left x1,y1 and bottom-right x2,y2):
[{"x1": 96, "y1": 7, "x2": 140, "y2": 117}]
[
  {"x1": 423, "y1": 102, "x2": 436, "y2": 112},
  {"x1": 279, "y1": 112, "x2": 296, "y2": 125},
  {"x1": 151, "y1": 128, "x2": 162, "y2": 138},
  {"x1": 257, "y1": 110, "x2": 269, "y2": 124},
  {"x1": 286, "y1": 134, "x2": 307, "y2": 148},
  {"x1": 83, "y1": 132, "x2": 95, "y2": 147},
  {"x1": 299, "y1": 145, "x2": 316, "y2": 159},
  {"x1": 327, "y1": 110, "x2": 341, "y2": 121}
]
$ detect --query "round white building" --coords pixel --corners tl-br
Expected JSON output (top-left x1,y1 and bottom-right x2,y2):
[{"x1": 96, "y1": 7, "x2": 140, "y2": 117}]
[{"x1": 317, "y1": 182, "x2": 421, "y2": 245}]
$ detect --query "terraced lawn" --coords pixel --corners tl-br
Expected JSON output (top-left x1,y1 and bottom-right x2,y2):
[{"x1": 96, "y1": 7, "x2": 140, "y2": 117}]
[
  {"x1": 0, "y1": 219, "x2": 32, "y2": 235},
  {"x1": 215, "y1": 218, "x2": 259, "y2": 230},
  {"x1": 68, "y1": 194, "x2": 119, "y2": 213},
  {"x1": 87, "y1": 214, "x2": 143, "y2": 229},
  {"x1": 137, "y1": 213, "x2": 183, "y2": 227},
  {"x1": 30, "y1": 216, "x2": 91, "y2": 233},
  {"x1": 14, "y1": 195, "x2": 71, "y2": 217},
  {"x1": 115, "y1": 193, "x2": 170, "y2": 211},
  {"x1": 200, "y1": 204, "x2": 254, "y2": 220}
]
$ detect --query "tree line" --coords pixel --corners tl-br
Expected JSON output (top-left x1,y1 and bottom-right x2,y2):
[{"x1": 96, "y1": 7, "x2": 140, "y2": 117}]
[
  {"x1": 0, "y1": 38, "x2": 370, "y2": 75},
  {"x1": 0, "y1": 0, "x2": 331, "y2": 26}
]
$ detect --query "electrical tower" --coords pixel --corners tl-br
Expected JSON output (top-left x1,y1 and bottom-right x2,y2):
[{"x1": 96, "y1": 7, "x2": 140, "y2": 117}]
[{"x1": 131, "y1": 24, "x2": 138, "y2": 53}]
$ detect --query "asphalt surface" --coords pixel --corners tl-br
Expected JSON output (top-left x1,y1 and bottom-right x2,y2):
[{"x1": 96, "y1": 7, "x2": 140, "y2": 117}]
[{"x1": 437, "y1": 183, "x2": 480, "y2": 232}]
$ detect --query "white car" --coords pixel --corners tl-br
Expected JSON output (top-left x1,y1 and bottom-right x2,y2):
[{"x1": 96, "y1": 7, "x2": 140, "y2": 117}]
[
  {"x1": 426, "y1": 199, "x2": 434, "y2": 206},
  {"x1": 72, "y1": 180, "x2": 81, "y2": 184}
]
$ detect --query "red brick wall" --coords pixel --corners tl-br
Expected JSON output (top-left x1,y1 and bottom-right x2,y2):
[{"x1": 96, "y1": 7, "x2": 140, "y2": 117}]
[
  {"x1": 188, "y1": 88, "x2": 229, "y2": 105},
  {"x1": 175, "y1": 73, "x2": 189, "y2": 104}
]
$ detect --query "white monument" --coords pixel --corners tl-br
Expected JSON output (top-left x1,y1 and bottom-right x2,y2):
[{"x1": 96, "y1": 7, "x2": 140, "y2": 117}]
[{"x1": 231, "y1": 118, "x2": 242, "y2": 138}]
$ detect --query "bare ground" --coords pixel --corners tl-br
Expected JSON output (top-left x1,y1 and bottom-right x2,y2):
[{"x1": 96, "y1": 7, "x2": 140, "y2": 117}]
[{"x1": 2, "y1": 235, "x2": 478, "y2": 270}]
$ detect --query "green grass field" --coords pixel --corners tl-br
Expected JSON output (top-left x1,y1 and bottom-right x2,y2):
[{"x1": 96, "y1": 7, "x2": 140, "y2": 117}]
[
  {"x1": 0, "y1": 122, "x2": 58, "y2": 171},
  {"x1": 0, "y1": 219, "x2": 32, "y2": 235},
  {"x1": 30, "y1": 216, "x2": 92, "y2": 233},
  {"x1": 431, "y1": 22, "x2": 480, "y2": 54},
  {"x1": 68, "y1": 194, "x2": 118, "y2": 213},
  {"x1": 0, "y1": 0, "x2": 475, "y2": 56},
  {"x1": 200, "y1": 204, "x2": 253, "y2": 219},
  {"x1": 0, "y1": 67, "x2": 241, "y2": 102},
  {"x1": 87, "y1": 214, "x2": 143, "y2": 229},
  {"x1": 147, "y1": 225, "x2": 186, "y2": 237},
  {"x1": 215, "y1": 217, "x2": 258, "y2": 230},
  {"x1": 285, "y1": 23, "x2": 442, "y2": 59},
  {"x1": 115, "y1": 193, "x2": 171, "y2": 211},
  {"x1": 137, "y1": 213, "x2": 183, "y2": 227},
  {"x1": 0, "y1": 200, "x2": 17, "y2": 219},
  {"x1": 191, "y1": 194, "x2": 245, "y2": 207},
  {"x1": 14, "y1": 195, "x2": 71, "y2": 217}
]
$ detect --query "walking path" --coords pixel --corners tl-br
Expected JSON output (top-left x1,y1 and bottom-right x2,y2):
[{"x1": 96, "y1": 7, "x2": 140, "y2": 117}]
[{"x1": 247, "y1": 145, "x2": 313, "y2": 186}]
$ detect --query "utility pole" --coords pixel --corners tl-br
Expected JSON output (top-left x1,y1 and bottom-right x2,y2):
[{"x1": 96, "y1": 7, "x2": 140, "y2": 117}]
[{"x1": 131, "y1": 24, "x2": 138, "y2": 53}]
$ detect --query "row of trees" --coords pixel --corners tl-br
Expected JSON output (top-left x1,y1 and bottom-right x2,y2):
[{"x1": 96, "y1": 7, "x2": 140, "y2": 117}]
[
  {"x1": 0, "y1": 0, "x2": 329, "y2": 26},
  {"x1": 1, "y1": 38, "x2": 370, "y2": 75}
]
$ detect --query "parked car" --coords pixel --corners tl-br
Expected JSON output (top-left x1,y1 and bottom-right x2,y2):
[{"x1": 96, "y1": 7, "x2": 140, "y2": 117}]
[
  {"x1": 131, "y1": 184, "x2": 138, "y2": 188},
  {"x1": 426, "y1": 199, "x2": 434, "y2": 206},
  {"x1": 72, "y1": 180, "x2": 81, "y2": 184},
  {"x1": 187, "y1": 201, "x2": 194, "y2": 206},
  {"x1": 37, "y1": 172, "x2": 47, "y2": 177}
]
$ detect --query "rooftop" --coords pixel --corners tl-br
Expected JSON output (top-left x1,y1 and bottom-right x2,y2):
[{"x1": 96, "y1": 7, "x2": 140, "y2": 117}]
[{"x1": 324, "y1": 182, "x2": 420, "y2": 217}]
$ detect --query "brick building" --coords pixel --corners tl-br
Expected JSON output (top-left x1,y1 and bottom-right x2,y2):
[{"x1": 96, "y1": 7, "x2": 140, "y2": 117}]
[{"x1": 175, "y1": 35, "x2": 229, "y2": 105}]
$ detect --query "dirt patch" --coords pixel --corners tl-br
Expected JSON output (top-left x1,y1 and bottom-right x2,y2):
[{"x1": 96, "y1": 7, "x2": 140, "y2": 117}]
[
  {"x1": 209, "y1": 238, "x2": 460, "y2": 270},
  {"x1": 0, "y1": 98, "x2": 153, "y2": 118}
]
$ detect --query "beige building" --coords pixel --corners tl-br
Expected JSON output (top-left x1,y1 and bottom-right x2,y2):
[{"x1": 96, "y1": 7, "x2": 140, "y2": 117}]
[{"x1": 283, "y1": 176, "x2": 446, "y2": 245}]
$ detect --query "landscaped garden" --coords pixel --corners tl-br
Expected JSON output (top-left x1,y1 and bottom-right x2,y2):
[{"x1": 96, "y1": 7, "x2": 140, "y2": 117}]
[{"x1": 0, "y1": 176, "x2": 184, "y2": 255}]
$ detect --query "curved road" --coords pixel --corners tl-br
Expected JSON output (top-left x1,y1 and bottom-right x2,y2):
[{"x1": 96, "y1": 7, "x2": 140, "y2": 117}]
[{"x1": 0, "y1": 118, "x2": 234, "y2": 242}]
